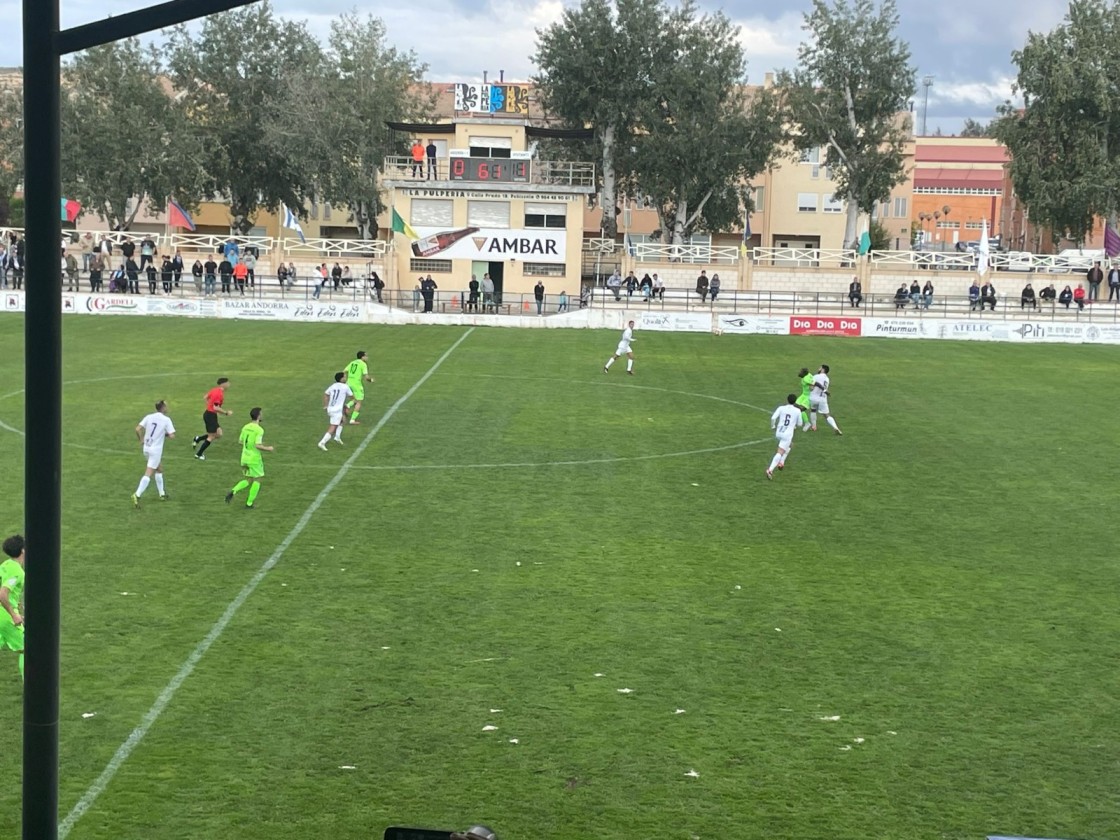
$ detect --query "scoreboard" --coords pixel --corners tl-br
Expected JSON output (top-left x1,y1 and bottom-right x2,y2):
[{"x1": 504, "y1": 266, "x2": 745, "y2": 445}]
[{"x1": 448, "y1": 158, "x2": 530, "y2": 183}]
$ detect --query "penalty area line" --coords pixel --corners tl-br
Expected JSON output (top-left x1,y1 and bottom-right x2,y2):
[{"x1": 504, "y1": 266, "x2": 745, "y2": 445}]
[{"x1": 59, "y1": 327, "x2": 475, "y2": 839}]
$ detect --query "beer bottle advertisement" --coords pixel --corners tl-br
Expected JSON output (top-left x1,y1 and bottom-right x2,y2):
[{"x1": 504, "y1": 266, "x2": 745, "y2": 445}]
[{"x1": 411, "y1": 227, "x2": 480, "y2": 258}]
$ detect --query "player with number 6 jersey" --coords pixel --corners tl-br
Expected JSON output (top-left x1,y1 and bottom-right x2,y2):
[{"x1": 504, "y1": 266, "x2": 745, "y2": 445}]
[{"x1": 767, "y1": 394, "x2": 802, "y2": 480}]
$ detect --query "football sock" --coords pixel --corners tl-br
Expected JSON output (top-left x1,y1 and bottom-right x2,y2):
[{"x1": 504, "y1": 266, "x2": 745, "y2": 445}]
[
  {"x1": 196, "y1": 439, "x2": 212, "y2": 456},
  {"x1": 246, "y1": 482, "x2": 261, "y2": 506},
  {"x1": 768, "y1": 453, "x2": 782, "y2": 472},
  {"x1": 231, "y1": 479, "x2": 250, "y2": 496},
  {"x1": 626, "y1": 359, "x2": 633, "y2": 372},
  {"x1": 135, "y1": 475, "x2": 151, "y2": 497},
  {"x1": 604, "y1": 357, "x2": 615, "y2": 369},
  {"x1": 800, "y1": 410, "x2": 809, "y2": 425},
  {"x1": 192, "y1": 435, "x2": 203, "y2": 444},
  {"x1": 351, "y1": 410, "x2": 360, "y2": 422},
  {"x1": 810, "y1": 411, "x2": 817, "y2": 426},
  {"x1": 778, "y1": 453, "x2": 787, "y2": 467},
  {"x1": 154, "y1": 474, "x2": 165, "y2": 495},
  {"x1": 826, "y1": 416, "x2": 840, "y2": 432},
  {"x1": 333, "y1": 428, "x2": 343, "y2": 442},
  {"x1": 319, "y1": 432, "x2": 332, "y2": 447},
  {"x1": 346, "y1": 400, "x2": 355, "y2": 410}
]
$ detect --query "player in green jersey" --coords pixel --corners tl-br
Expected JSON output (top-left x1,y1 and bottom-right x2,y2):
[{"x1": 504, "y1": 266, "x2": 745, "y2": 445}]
[
  {"x1": 225, "y1": 407, "x2": 275, "y2": 509},
  {"x1": 796, "y1": 367, "x2": 814, "y2": 431},
  {"x1": 0, "y1": 534, "x2": 26, "y2": 680},
  {"x1": 344, "y1": 350, "x2": 373, "y2": 424}
]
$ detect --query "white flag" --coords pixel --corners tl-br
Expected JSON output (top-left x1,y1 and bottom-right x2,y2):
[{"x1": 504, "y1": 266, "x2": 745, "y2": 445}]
[
  {"x1": 281, "y1": 204, "x2": 306, "y2": 243},
  {"x1": 977, "y1": 218, "x2": 990, "y2": 276}
]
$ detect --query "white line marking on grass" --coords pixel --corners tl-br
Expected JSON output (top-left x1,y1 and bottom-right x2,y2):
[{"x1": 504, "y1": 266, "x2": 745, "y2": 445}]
[{"x1": 58, "y1": 328, "x2": 475, "y2": 839}]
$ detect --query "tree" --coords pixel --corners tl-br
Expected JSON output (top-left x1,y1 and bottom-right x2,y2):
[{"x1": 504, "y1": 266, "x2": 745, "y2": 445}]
[
  {"x1": 166, "y1": 1, "x2": 323, "y2": 235},
  {"x1": 60, "y1": 39, "x2": 203, "y2": 229},
  {"x1": 630, "y1": 1, "x2": 783, "y2": 247},
  {"x1": 0, "y1": 86, "x2": 23, "y2": 225},
  {"x1": 959, "y1": 117, "x2": 995, "y2": 137},
  {"x1": 778, "y1": 0, "x2": 916, "y2": 249},
  {"x1": 993, "y1": 0, "x2": 1120, "y2": 244},
  {"x1": 533, "y1": 0, "x2": 666, "y2": 239},
  {"x1": 264, "y1": 13, "x2": 433, "y2": 239}
]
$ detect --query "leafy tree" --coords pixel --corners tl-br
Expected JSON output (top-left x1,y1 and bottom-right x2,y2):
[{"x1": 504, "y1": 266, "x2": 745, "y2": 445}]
[
  {"x1": 166, "y1": 1, "x2": 323, "y2": 235},
  {"x1": 0, "y1": 85, "x2": 23, "y2": 225},
  {"x1": 59, "y1": 39, "x2": 203, "y2": 229},
  {"x1": 778, "y1": 0, "x2": 916, "y2": 249},
  {"x1": 263, "y1": 12, "x2": 433, "y2": 239},
  {"x1": 533, "y1": 0, "x2": 666, "y2": 239},
  {"x1": 993, "y1": 0, "x2": 1120, "y2": 244},
  {"x1": 629, "y1": 1, "x2": 783, "y2": 247},
  {"x1": 959, "y1": 117, "x2": 995, "y2": 137},
  {"x1": 869, "y1": 219, "x2": 892, "y2": 251}
]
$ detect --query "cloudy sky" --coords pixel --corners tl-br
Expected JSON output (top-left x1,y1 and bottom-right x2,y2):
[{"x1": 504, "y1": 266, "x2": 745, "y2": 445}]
[{"x1": 3, "y1": 0, "x2": 1074, "y2": 133}]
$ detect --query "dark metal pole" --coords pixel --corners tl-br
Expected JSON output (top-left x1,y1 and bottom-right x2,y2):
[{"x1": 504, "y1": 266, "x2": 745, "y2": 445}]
[{"x1": 22, "y1": 0, "x2": 62, "y2": 837}]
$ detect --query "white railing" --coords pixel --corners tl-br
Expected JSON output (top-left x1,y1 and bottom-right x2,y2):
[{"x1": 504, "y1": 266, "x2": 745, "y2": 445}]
[
  {"x1": 169, "y1": 233, "x2": 275, "y2": 253},
  {"x1": 633, "y1": 243, "x2": 741, "y2": 265},
  {"x1": 752, "y1": 247, "x2": 858, "y2": 268},
  {"x1": 280, "y1": 237, "x2": 388, "y2": 257},
  {"x1": 582, "y1": 238, "x2": 617, "y2": 254}
]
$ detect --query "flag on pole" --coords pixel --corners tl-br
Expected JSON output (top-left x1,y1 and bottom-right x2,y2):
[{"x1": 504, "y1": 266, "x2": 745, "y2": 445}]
[
  {"x1": 281, "y1": 204, "x2": 306, "y2": 243},
  {"x1": 60, "y1": 198, "x2": 81, "y2": 223},
  {"x1": 977, "y1": 218, "x2": 990, "y2": 275},
  {"x1": 166, "y1": 199, "x2": 196, "y2": 231},
  {"x1": 391, "y1": 207, "x2": 418, "y2": 240},
  {"x1": 1105, "y1": 222, "x2": 1120, "y2": 258},
  {"x1": 858, "y1": 223, "x2": 871, "y2": 256}
]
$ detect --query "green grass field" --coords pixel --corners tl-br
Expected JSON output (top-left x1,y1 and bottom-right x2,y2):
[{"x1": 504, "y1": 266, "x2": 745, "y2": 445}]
[{"x1": 0, "y1": 316, "x2": 1117, "y2": 840}]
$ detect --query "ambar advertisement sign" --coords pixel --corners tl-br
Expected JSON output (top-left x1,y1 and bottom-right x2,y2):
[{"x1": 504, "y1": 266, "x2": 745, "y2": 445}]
[{"x1": 410, "y1": 227, "x2": 567, "y2": 264}]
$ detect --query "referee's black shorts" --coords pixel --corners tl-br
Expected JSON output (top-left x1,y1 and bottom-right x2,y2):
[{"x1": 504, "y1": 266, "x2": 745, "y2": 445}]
[{"x1": 203, "y1": 410, "x2": 220, "y2": 434}]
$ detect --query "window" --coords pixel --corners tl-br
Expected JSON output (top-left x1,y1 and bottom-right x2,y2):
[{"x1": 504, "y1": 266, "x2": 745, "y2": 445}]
[
  {"x1": 799, "y1": 147, "x2": 820, "y2": 164},
  {"x1": 467, "y1": 200, "x2": 510, "y2": 228},
  {"x1": 936, "y1": 220, "x2": 960, "y2": 229},
  {"x1": 893, "y1": 197, "x2": 908, "y2": 217},
  {"x1": 469, "y1": 135, "x2": 513, "y2": 158},
  {"x1": 324, "y1": 202, "x2": 332, "y2": 221},
  {"x1": 823, "y1": 196, "x2": 844, "y2": 214},
  {"x1": 410, "y1": 199, "x2": 453, "y2": 227},
  {"x1": 523, "y1": 262, "x2": 566, "y2": 277},
  {"x1": 914, "y1": 187, "x2": 1001, "y2": 196},
  {"x1": 310, "y1": 201, "x2": 319, "y2": 221},
  {"x1": 811, "y1": 165, "x2": 820, "y2": 179},
  {"x1": 409, "y1": 258, "x2": 452, "y2": 273},
  {"x1": 525, "y1": 202, "x2": 566, "y2": 228},
  {"x1": 797, "y1": 192, "x2": 818, "y2": 213},
  {"x1": 965, "y1": 221, "x2": 984, "y2": 230},
  {"x1": 750, "y1": 186, "x2": 765, "y2": 211}
]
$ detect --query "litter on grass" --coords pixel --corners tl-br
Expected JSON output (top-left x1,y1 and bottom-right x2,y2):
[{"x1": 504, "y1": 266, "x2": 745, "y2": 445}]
[
  {"x1": 887, "y1": 730, "x2": 897, "y2": 735},
  {"x1": 684, "y1": 769, "x2": 700, "y2": 778},
  {"x1": 490, "y1": 709, "x2": 503, "y2": 713},
  {"x1": 339, "y1": 765, "x2": 356, "y2": 770},
  {"x1": 381, "y1": 646, "x2": 391, "y2": 650},
  {"x1": 617, "y1": 688, "x2": 633, "y2": 694},
  {"x1": 819, "y1": 715, "x2": 841, "y2": 721},
  {"x1": 508, "y1": 739, "x2": 519, "y2": 744},
  {"x1": 674, "y1": 709, "x2": 687, "y2": 714},
  {"x1": 593, "y1": 673, "x2": 605, "y2": 677},
  {"x1": 482, "y1": 725, "x2": 499, "y2": 732},
  {"x1": 81, "y1": 713, "x2": 96, "y2": 719},
  {"x1": 853, "y1": 738, "x2": 865, "y2": 744},
  {"x1": 839, "y1": 745, "x2": 852, "y2": 751}
]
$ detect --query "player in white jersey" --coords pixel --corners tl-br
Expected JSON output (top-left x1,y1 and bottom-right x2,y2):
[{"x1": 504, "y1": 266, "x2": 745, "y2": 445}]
[
  {"x1": 318, "y1": 371, "x2": 354, "y2": 450},
  {"x1": 603, "y1": 320, "x2": 636, "y2": 375},
  {"x1": 133, "y1": 400, "x2": 176, "y2": 506},
  {"x1": 809, "y1": 364, "x2": 843, "y2": 435},
  {"x1": 767, "y1": 394, "x2": 801, "y2": 480}
]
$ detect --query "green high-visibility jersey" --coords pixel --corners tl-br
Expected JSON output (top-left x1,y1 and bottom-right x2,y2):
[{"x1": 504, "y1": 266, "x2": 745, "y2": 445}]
[
  {"x1": 0, "y1": 559, "x2": 24, "y2": 626},
  {"x1": 239, "y1": 422, "x2": 265, "y2": 466}
]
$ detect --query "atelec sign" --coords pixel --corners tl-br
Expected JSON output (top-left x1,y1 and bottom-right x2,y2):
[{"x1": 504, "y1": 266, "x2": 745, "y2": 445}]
[{"x1": 789, "y1": 317, "x2": 861, "y2": 337}]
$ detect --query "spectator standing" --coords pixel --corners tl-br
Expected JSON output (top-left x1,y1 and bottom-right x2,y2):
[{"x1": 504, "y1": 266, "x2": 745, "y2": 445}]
[
  {"x1": 139, "y1": 235, "x2": 156, "y2": 269},
  {"x1": 710, "y1": 273, "x2": 721, "y2": 303},
  {"x1": 482, "y1": 273, "x2": 495, "y2": 311},
  {"x1": 412, "y1": 281, "x2": 422, "y2": 311},
  {"x1": 1108, "y1": 264, "x2": 1120, "y2": 302},
  {"x1": 371, "y1": 271, "x2": 385, "y2": 303},
  {"x1": 88, "y1": 252, "x2": 103, "y2": 292},
  {"x1": 312, "y1": 264, "x2": 328, "y2": 300},
  {"x1": 218, "y1": 255, "x2": 234, "y2": 295},
  {"x1": 203, "y1": 256, "x2": 218, "y2": 296},
  {"x1": 534, "y1": 280, "x2": 545, "y2": 315},
  {"x1": 160, "y1": 255, "x2": 174, "y2": 294},
  {"x1": 232, "y1": 260, "x2": 249, "y2": 295},
  {"x1": 421, "y1": 274, "x2": 438, "y2": 312},
  {"x1": 695, "y1": 270, "x2": 709, "y2": 303},
  {"x1": 558, "y1": 290, "x2": 569, "y2": 312},
  {"x1": 467, "y1": 274, "x2": 479, "y2": 312},
  {"x1": 98, "y1": 235, "x2": 112, "y2": 263},
  {"x1": 171, "y1": 250, "x2": 184, "y2": 288},
  {"x1": 426, "y1": 139, "x2": 438, "y2": 179},
  {"x1": 243, "y1": 250, "x2": 256, "y2": 287},
  {"x1": 145, "y1": 260, "x2": 158, "y2": 294},
  {"x1": 223, "y1": 237, "x2": 240, "y2": 264},
  {"x1": 192, "y1": 259, "x2": 204, "y2": 293},
  {"x1": 120, "y1": 237, "x2": 136, "y2": 266},
  {"x1": 64, "y1": 251, "x2": 78, "y2": 291},
  {"x1": 81, "y1": 232, "x2": 94, "y2": 271},
  {"x1": 410, "y1": 139, "x2": 425, "y2": 178},
  {"x1": 1087, "y1": 261, "x2": 1104, "y2": 301}
]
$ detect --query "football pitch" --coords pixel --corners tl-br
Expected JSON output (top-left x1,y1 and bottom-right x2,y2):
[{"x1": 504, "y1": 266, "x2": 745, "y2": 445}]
[{"x1": 0, "y1": 316, "x2": 1117, "y2": 840}]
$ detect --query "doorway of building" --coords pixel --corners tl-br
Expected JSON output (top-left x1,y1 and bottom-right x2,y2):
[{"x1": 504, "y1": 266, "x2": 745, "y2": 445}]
[{"x1": 488, "y1": 261, "x2": 505, "y2": 306}]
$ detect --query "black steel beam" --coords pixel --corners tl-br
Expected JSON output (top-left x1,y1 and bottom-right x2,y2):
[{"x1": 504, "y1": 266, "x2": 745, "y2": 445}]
[
  {"x1": 22, "y1": 0, "x2": 62, "y2": 837},
  {"x1": 58, "y1": 0, "x2": 259, "y2": 55}
]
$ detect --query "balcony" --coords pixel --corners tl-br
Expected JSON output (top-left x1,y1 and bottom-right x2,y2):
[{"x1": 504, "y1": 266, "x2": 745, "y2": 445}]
[{"x1": 382, "y1": 156, "x2": 596, "y2": 190}]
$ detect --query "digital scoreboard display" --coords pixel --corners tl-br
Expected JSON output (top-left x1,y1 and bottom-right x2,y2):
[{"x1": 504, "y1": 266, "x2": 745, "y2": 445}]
[{"x1": 448, "y1": 158, "x2": 530, "y2": 183}]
